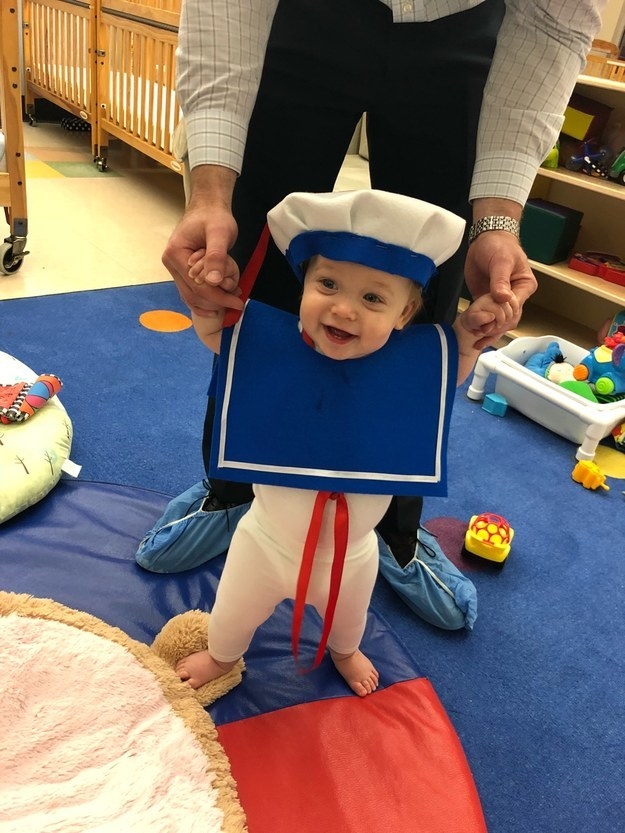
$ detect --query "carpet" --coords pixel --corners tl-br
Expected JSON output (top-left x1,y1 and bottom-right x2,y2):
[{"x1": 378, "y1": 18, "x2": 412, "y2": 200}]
[
  {"x1": 0, "y1": 282, "x2": 208, "y2": 497},
  {"x1": 0, "y1": 591, "x2": 246, "y2": 833}
]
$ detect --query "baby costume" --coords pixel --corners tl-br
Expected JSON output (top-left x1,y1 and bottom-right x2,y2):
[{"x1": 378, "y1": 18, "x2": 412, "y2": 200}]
[{"x1": 207, "y1": 190, "x2": 466, "y2": 669}]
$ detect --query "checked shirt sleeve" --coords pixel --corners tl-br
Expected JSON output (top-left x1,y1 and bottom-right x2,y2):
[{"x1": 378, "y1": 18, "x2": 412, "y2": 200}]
[
  {"x1": 176, "y1": 0, "x2": 279, "y2": 174},
  {"x1": 470, "y1": 0, "x2": 605, "y2": 206}
]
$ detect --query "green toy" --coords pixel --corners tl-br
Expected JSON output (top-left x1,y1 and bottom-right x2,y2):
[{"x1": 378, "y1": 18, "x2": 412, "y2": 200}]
[{"x1": 608, "y1": 147, "x2": 625, "y2": 186}]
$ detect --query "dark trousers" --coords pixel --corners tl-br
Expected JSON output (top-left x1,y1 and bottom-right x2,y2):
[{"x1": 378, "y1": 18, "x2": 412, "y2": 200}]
[{"x1": 203, "y1": 0, "x2": 505, "y2": 530}]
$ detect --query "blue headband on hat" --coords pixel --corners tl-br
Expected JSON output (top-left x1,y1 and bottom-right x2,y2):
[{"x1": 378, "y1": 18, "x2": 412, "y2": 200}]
[{"x1": 285, "y1": 230, "x2": 436, "y2": 287}]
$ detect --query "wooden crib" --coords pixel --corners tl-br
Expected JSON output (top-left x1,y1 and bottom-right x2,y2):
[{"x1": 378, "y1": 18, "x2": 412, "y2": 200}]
[
  {"x1": 21, "y1": 0, "x2": 182, "y2": 173},
  {"x1": 96, "y1": 0, "x2": 182, "y2": 172},
  {"x1": 0, "y1": 3, "x2": 28, "y2": 275},
  {"x1": 22, "y1": 0, "x2": 98, "y2": 159}
]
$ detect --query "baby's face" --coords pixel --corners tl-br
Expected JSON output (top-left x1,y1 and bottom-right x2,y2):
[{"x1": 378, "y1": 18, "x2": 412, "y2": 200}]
[{"x1": 299, "y1": 256, "x2": 419, "y2": 360}]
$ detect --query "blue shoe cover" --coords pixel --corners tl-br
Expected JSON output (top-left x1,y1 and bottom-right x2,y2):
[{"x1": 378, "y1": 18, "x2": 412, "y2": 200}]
[
  {"x1": 135, "y1": 481, "x2": 251, "y2": 573},
  {"x1": 377, "y1": 525, "x2": 477, "y2": 630}
]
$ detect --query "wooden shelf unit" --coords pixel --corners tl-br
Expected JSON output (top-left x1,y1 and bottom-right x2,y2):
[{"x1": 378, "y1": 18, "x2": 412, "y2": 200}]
[{"x1": 518, "y1": 72, "x2": 625, "y2": 347}]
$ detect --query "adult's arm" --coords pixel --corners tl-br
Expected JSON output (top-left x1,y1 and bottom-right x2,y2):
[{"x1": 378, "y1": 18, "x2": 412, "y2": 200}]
[
  {"x1": 466, "y1": 0, "x2": 604, "y2": 340},
  {"x1": 176, "y1": 0, "x2": 279, "y2": 174},
  {"x1": 471, "y1": 0, "x2": 603, "y2": 207},
  {"x1": 162, "y1": 1, "x2": 279, "y2": 307}
]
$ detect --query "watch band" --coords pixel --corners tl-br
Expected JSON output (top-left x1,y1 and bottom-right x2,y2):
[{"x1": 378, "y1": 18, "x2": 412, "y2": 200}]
[{"x1": 468, "y1": 216, "x2": 520, "y2": 244}]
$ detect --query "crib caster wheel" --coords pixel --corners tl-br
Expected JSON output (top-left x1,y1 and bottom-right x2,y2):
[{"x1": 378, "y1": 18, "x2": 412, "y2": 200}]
[
  {"x1": 95, "y1": 157, "x2": 108, "y2": 172},
  {"x1": 0, "y1": 242, "x2": 25, "y2": 275}
]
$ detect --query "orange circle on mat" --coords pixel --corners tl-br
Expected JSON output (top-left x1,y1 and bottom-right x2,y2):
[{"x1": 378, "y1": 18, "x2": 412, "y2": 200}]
[{"x1": 139, "y1": 310, "x2": 192, "y2": 332}]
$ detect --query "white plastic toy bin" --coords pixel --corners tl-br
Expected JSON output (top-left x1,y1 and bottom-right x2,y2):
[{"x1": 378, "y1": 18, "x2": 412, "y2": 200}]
[{"x1": 467, "y1": 335, "x2": 625, "y2": 461}]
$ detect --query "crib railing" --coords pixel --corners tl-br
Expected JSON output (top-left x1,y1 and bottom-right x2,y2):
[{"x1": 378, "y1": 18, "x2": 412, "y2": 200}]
[
  {"x1": 21, "y1": 0, "x2": 182, "y2": 172},
  {"x1": 96, "y1": 0, "x2": 181, "y2": 171},
  {"x1": 23, "y1": 0, "x2": 97, "y2": 157},
  {"x1": 1, "y1": 3, "x2": 29, "y2": 273}
]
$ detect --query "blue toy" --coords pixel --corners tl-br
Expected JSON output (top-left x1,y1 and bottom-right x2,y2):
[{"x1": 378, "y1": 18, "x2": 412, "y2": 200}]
[
  {"x1": 574, "y1": 341, "x2": 625, "y2": 397},
  {"x1": 523, "y1": 340, "x2": 576, "y2": 383},
  {"x1": 523, "y1": 340, "x2": 563, "y2": 375},
  {"x1": 523, "y1": 339, "x2": 599, "y2": 401},
  {"x1": 482, "y1": 392, "x2": 508, "y2": 417}
]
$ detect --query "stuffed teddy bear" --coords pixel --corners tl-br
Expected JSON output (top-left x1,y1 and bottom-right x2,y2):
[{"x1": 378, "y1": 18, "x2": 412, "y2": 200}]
[{"x1": 152, "y1": 610, "x2": 245, "y2": 707}]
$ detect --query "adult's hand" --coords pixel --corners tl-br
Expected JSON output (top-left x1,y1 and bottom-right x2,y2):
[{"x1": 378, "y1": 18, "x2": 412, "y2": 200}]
[
  {"x1": 464, "y1": 231, "x2": 537, "y2": 347},
  {"x1": 464, "y1": 199, "x2": 538, "y2": 347},
  {"x1": 162, "y1": 165, "x2": 245, "y2": 318}
]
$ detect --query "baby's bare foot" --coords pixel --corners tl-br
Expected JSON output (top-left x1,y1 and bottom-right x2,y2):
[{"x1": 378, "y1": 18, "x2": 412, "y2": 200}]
[
  {"x1": 330, "y1": 649, "x2": 379, "y2": 697},
  {"x1": 175, "y1": 650, "x2": 236, "y2": 689}
]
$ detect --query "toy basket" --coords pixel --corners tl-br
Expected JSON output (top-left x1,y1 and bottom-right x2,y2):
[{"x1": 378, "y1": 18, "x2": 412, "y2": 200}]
[{"x1": 467, "y1": 335, "x2": 625, "y2": 461}]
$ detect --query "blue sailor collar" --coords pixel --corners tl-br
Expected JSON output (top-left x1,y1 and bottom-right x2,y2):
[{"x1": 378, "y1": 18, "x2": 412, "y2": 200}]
[{"x1": 209, "y1": 300, "x2": 458, "y2": 496}]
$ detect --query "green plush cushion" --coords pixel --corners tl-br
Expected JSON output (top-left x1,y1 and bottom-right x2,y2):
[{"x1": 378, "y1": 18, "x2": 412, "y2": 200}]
[{"x1": 0, "y1": 352, "x2": 73, "y2": 523}]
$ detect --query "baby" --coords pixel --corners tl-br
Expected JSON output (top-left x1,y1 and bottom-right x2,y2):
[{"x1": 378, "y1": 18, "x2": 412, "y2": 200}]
[{"x1": 177, "y1": 190, "x2": 517, "y2": 696}]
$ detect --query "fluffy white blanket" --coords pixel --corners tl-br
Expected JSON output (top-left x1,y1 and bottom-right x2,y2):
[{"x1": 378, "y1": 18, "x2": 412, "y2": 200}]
[{"x1": 0, "y1": 593, "x2": 247, "y2": 833}]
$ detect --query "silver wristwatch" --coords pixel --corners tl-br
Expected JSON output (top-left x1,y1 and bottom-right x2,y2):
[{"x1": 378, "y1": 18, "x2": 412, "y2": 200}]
[{"x1": 468, "y1": 216, "x2": 521, "y2": 244}]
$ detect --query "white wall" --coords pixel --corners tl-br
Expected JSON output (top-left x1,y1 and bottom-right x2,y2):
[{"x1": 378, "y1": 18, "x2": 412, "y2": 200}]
[{"x1": 598, "y1": 0, "x2": 625, "y2": 47}]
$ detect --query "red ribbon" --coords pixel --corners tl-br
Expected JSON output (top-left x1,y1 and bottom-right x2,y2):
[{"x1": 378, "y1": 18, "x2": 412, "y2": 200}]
[
  {"x1": 292, "y1": 491, "x2": 349, "y2": 671},
  {"x1": 223, "y1": 223, "x2": 272, "y2": 328}
]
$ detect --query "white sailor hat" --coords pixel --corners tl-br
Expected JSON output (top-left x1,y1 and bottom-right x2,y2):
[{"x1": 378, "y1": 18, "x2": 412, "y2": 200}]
[{"x1": 267, "y1": 189, "x2": 465, "y2": 287}]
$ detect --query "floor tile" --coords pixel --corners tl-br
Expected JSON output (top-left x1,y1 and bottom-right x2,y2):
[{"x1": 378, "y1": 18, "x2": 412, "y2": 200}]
[
  {"x1": 33, "y1": 148, "x2": 94, "y2": 163},
  {"x1": 46, "y1": 161, "x2": 122, "y2": 177},
  {"x1": 24, "y1": 160, "x2": 65, "y2": 179}
]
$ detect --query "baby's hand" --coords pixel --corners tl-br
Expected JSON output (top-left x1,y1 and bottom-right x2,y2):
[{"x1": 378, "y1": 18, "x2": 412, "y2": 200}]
[
  {"x1": 189, "y1": 249, "x2": 241, "y2": 295},
  {"x1": 460, "y1": 293, "x2": 520, "y2": 349}
]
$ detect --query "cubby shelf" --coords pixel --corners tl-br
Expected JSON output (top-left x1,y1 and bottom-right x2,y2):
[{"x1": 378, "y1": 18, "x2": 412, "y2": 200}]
[{"x1": 513, "y1": 73, "x2": 625, "y2": 347}]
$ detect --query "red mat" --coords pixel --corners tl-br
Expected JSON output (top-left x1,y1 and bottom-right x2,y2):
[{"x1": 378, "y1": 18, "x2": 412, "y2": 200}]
[{"x1": 218, "y1": 678, "x2": 487, "y2": 833}]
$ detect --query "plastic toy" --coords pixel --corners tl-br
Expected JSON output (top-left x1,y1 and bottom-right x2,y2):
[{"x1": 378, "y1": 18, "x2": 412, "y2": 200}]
[
  {"x1": 568, "y1": 252, "x2": 625, "y2": 287},
  {"x1": 608, "y1": 147, "x2": 625, "y2": 185},
  {"x1": 598, "y1": 309, "x2": 625, "y2": 344},
  {"x1": 573, "y1": 339, "x2": 625, "y2": 396},
  {"x1": 611, "y1": 421, "x2": 625, "y2": 452},
  {"x1": 571, "y1": 460, "x2": 610, "y2": 491},
  {"x1": 541, "y1": 142, "x2": 560, "y2": 169},
  {"x1": 558, "y1": 379, "x2": 599, "y2": 402},
  {"x1": 464, "y1": 513, "x2": 514, "y2": 565},
  {"x1": 565, "y1": 139, "x2": 609, "y2": 177},
  {"x1": 482, "y1": 392, "x2": 508, "y2": 416},
  {"x1": 604, "y1": 329, "x2": 625, "y2": 349}
]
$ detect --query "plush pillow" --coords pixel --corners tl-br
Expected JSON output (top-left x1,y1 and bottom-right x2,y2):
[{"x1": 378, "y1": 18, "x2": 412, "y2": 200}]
[{"x1": 0, "y1": 352, "x2": 73, "y2": 523}]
